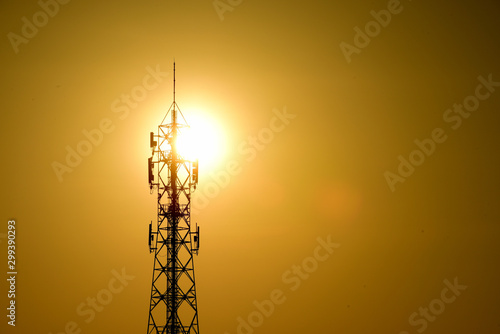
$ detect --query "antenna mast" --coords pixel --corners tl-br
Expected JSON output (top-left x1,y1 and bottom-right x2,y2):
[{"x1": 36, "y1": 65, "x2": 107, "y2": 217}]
[
  {"x1": 147, "y1": 62, "x2": 201, "y2": 334},
  {"x1": 173, "y1": 61, "x2": 176, "y2": 104}
]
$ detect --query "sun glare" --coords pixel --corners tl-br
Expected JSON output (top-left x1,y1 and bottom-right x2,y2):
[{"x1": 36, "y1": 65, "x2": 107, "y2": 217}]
[
  {"x1": 160, "y1": 110, "x2": 225, "y2": 172},
  {"x1": 186, "y1": 112, "x2": 225, "y2": 171}
]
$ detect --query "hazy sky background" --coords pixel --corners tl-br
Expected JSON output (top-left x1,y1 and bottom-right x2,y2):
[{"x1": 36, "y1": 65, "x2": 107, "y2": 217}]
[{"x1": 1, "y1": 0, "x2": 500, "y2": 333}]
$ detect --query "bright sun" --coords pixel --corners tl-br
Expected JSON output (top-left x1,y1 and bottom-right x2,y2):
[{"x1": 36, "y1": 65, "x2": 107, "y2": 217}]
[{"x1": 174, "y1": 110, "x2": 226, "y2": 172}]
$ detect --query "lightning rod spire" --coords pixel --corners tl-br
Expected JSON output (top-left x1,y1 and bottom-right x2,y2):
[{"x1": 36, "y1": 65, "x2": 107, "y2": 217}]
[{"x1": 173, "y1": 61, "x2": 176, "y2": 105}]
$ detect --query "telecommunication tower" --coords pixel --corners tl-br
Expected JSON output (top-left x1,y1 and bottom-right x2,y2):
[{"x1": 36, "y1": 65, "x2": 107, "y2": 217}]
[{"x1": 147, "y1": 63, "x2": 201, "y2": 334}]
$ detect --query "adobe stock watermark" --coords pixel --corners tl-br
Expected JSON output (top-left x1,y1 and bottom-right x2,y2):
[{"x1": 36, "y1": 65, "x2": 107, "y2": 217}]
[
  {"x1": 51, "y1": 64, "x2": 168, "y2": 182},
  {"x1": 191, "y1": 106, "x2": 296, "y2": 214},
  {"x1": 339, "y1": 0, "x2": 405, "y2": 64},
  {"x1": 224, "y1": 235, "x2": 340, "y2": 334},
  {"x1": 7, "y1": 0, "x2": 72, "y2": 55},
  {"x1": 398, "y1": 277, "x2": 467, "y2": 334},
  {"x1": 213, "y1": 0, "x2": 243, "y2": 21},
  {"x1": 384, "y1": 73, "x2": 499, "y2": 192},
  {"x1": 48, "y1": 267, "x2": 135, "y2": 334}
]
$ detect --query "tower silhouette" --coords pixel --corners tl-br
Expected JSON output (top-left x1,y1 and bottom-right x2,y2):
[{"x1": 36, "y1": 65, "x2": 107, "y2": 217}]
[{"x1": 147, "y1": 63, "x2": 200, "y2": 334}]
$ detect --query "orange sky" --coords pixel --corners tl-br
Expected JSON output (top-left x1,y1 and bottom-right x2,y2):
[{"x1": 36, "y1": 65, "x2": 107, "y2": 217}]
[{"x1": 1, "y1": 1, "x2": 500, "y2": 333}]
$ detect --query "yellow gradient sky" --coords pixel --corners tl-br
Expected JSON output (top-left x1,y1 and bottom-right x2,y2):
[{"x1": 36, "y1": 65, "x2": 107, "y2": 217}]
[{"x1": 1, "y1": 0, "x2": 500, "y2": 333}]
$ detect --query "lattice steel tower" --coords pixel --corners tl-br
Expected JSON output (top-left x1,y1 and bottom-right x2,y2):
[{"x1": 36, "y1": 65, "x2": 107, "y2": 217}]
[{"x1": 147, "y1": 63, "x2": 200, "y2": 334}]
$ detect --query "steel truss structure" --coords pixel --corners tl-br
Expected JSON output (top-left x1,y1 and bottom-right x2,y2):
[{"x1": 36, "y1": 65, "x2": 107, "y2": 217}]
[{"x1": 147, "y1": 63, "x2": 200, "y2": 334}]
